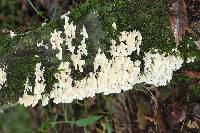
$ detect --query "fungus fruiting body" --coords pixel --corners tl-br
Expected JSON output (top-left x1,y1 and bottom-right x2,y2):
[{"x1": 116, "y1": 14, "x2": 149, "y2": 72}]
[
  {"x1": 10, "y1": 31, "x2": 16, "y2": 38},
  {"x1": 19, "y1": 63, "x2": 46, "y2": 107},
  {"x1": 0, "y1": 66, "x2": 7, "y2": 89},
  {"x1": 18, "y1": 13, "x2": 186, "y2": 107}
]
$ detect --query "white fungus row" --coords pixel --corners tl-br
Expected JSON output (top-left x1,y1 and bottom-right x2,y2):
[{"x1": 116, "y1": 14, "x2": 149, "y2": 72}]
[
  {"x1": 0, "y1": 66, "x2": 7, "y2": 89},
  {"x1": 70, "y1": 25, "x2": 88, "y2": 72},
  {"x1": 140, "y1": 52, "x2": 183, "y2": 86},
  {"x1": 18, "y1": 13, "x2": 185, "y2": 107},
  {"x1": 18, "y1": 63, "x2": 47, "y2": 107},
  {"x1": 63, "y1": 13, "x2": 76, "y2": 53},
  {"x1": 50, "y1": 30, "x2": 64, "y2": 60}
]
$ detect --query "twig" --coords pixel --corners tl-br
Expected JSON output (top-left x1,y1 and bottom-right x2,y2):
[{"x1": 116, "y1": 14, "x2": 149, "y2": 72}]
[{"x1": 26, "y1": 0, "x2": 48, "y2": 20}]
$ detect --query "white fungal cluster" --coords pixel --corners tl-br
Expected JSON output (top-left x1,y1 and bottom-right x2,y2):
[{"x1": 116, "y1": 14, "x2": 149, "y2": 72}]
[
  {"x1": 71, "y1": 53, "x2": 85, "y2": 72},
  {"x1": 79, "y1": 25, "x2": 88, "y2": 56},
  {"x1": 10, "y1": 31, "x2": 16, "y2": 38},
  {"x1": 63, "y1": 13, "x2": 76, "y2": 53},
  {"x1": 92, "y1": 48, "x2": 141, "y2": 95},
  {"x1": 18, "y1": 77, "x2": 33, "y2": 107},
  {"x1": 112, "y1": 22, "x2": 117, "y2": 30},
  {"x1": 37, "y1": 40, "x2": 48, "y2": 49},
  {"x1": 33, "y1": 63, "x2": 46, "y2": 102},
  {"x1": 19, "y1": 63, "x2": 47, "y2": 107},
  {"x1": 50, "y1": 30, "x2": 64, "y2": 60},
  {"x1": 69, "y1": 26, "x2": 88, "y2": 72},
  {"x1": 186, "y1": 56, "x2": 196, "y2": 63},
  {"x1": 140, "y1": 52, "x2": 183, "y2": 86},
  {"x1": 110, "y1": 30, "x2": 142, "y2": 55},
  {"x1": 18, "y1": 15, "x2": 185, "y2": 107},
  {"x1": 50, "y1": 61, "x2": 74, "y2": 103},
  {"x1": 0, "y1": 66, "x2": 7, "y2": 89},
  {"x1": 51, "y1": 13, "x2": 86, "y2": 72}
]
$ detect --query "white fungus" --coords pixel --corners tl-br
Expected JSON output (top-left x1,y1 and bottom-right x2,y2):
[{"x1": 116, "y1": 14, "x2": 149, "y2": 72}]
[
  {"x1": 63, "y1": 13, "x2": 76, "y2": 53},
  {"x1": 117, "y1": 30, "x2": 142, "y2": 55},
  {"x1": 50, "y1": 30, "x2": 64, "y2": 60},
  {"x1": 50, "y1": 61, "x2": 74, "y2": 103},
  {"x1": 37, "y1": 40, "x2": 48, "y2": 49},
  {"x1": 18, "y1": 77, "x2": 33, "y2": 107},
  {"x1": 61, "y1": 11, "x2": 71, "y2": 19},
  {"x1": 48, "y1": 29, "x2": 183, "y2": 104},
  {"x1": 0, "y1": 66, "x2": 6, "y2": 89},
  {"x1": 18, "y1": 14, "x2": 186, "y2": 107},
  {"x1": 42, "y1": 22, "x2": 46, "y2": 26},
  {"x1": 79, "y1": 25, "x2": 88, "y2": 56},
  {"x1": 140, "y1": 52, "x2": 183, "y2": 86},
  {"x1": 71, "y1": 53, "x2": 85, "y2": 72},
  {"x1": 24, "y1": 77, "x2": 32, "y2": 94},
  {"x1": 10, "y1": 31, "x2": 16, "y2": 38},
  {"x1": 69, "y1": 25, "x2": 89, "y2": 72},
  {"x1": 33, "y1": 63, "x2": 46, "y2": 95},
  {"x1": 19, "y1": 62, "x2": 46, "y2": 107},
  {"x1": 112, "y1": 22, "x2": 117, "y2": 30},
  {"x1": 186, "y1": 56, "x2": 196, "y2": 63},
  {"x1": 18, "y1": 94, "x2": 34, "y2": 107},
  {"x1": 42, "y1": 95, "x2": 49, "y2": 106}
]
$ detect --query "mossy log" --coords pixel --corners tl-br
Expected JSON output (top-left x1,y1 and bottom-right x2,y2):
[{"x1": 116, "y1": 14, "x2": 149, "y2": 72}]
[{"x1": 0, "y1": 0, "x2": 199, "y2": 110}]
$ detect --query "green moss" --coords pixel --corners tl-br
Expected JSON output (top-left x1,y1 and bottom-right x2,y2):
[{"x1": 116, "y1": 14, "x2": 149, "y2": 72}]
[
  {"x1": 69, "y1": 0, "x2": 100, "y2": 22},
  {"x1": 0, "y1": 57, "x2": 38, "y2": 105},
  {"x1": 178, "y1": 36, "x2": 200, "y2": 60},
  {"x1": 186, "y1": 86, "x2": 200, "y2": 103},
  {"x1": 0, "y1": 20, "x2": 57, "y2": 106},
  {"x1": 43, "y1": 63, "x2": 58, "y2": 94}
]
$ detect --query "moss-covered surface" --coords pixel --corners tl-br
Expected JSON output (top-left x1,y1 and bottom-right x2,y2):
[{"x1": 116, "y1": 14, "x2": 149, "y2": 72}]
[
  {"x1": 0, "y1": 0, "x2": 199, "y2": 108},
  {"x1": 0, "y1": 21, "x2": 58, "y2": 106},
  {"x1": 186, "y1": 85, "x2": 200, "y2": 103}
]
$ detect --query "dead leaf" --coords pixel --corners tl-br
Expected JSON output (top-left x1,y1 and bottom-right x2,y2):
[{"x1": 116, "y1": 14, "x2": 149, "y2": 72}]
[
  {"x1": 187, "y1": 120, "x2": 199, "y2": 129},
  {"x1": 142, "y1": 102, "x2": 167, "y2": 133},
  {"x1": 156, "y1": 104, "x2": 167, "y2": 133},
  {"x1": 112, "y1": 92, "x2": 141, "y2": 132},
  {"x1": 183, "y1": 71, "x2": 200, "y2": 79},
  {"x1": 169, "y1": 0, "x2": 188, "y2": 45},
  {"x1": 86, "y1": 96, "x2": 96, "y2": 109},
  {"x1": 171, "y1": 102, "x2": 186, "y2": 123},
  {"x1": 193, "y1": 104, "x2": 200, "y2": 122},
  {"x1": 137, "y1": 102, "x2": 148, "y2": 129},
  {"x1": 135, "y1": 95, "x2": 152, "y2": 130},
  {"x1": 145, "y1": 116, "x2": 157, "y2": 124},
  {"x1": 186, "y1": 0, "x2": 200, "y2": 24}
]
